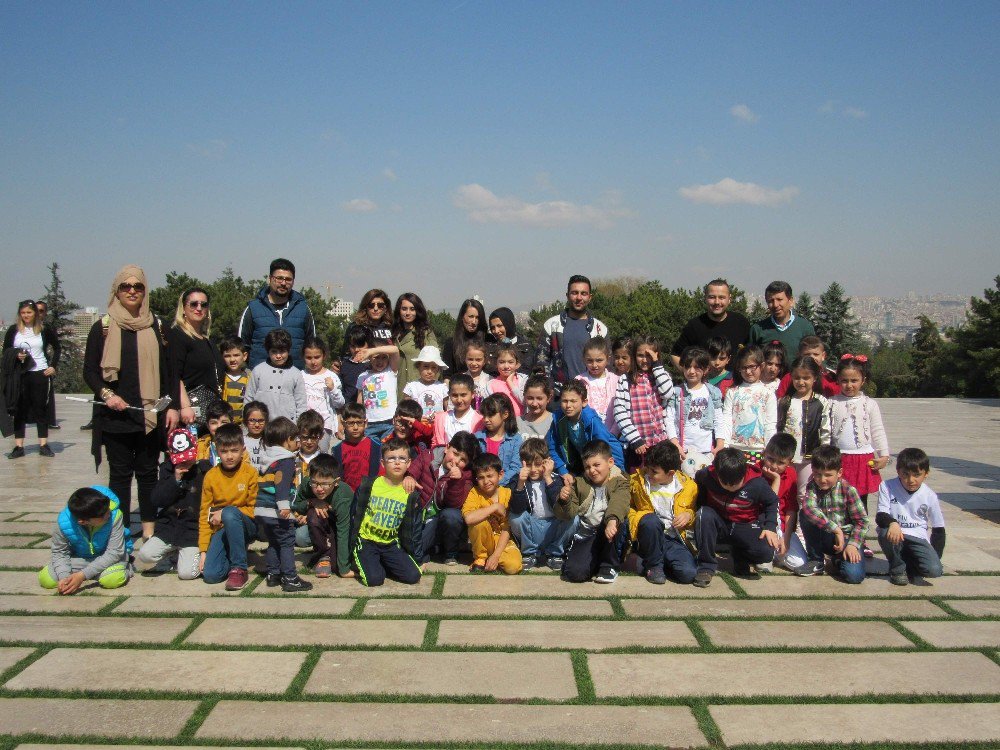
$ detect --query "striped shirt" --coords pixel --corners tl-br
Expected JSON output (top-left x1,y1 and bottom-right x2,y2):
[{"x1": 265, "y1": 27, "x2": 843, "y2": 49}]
[{"x1": 222, "y1": 371, "x2": 249, "y2": 424}]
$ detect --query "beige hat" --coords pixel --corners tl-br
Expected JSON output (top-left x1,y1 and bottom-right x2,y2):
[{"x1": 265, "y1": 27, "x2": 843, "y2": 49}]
[{"x1": 413, "y1": 345, "x2": 447, "y2": 369}]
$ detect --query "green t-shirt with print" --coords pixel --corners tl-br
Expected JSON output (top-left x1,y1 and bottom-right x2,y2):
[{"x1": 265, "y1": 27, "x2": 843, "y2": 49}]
[{"x1": 358, "y1": 477, "x2": 410, "y2": 544}]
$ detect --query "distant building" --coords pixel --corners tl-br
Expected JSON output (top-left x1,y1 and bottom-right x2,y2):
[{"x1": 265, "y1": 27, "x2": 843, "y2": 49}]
[
  {"x1": 329, "y1": 298, "x2": 355, "y2": 317},
  {"x1": 72, "y1": 307, "x2": 101, "y2": 341}
]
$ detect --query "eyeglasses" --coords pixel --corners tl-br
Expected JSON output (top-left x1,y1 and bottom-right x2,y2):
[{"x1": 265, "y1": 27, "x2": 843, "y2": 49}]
[
  {"x1": 246, "y1": 418, "x2": 266, "y2": 425},
  {"x1": 118, "y1": 283, "x2": 145, "y2": 293},
  {"x1": 299, "y1": 434, "x2": 321, "y2": 442},
  {"x1": 270, "y1": 274, "x2": 294, "y2": 283},
  {"x1": 343, "y1": 419, "x2": 366, "y2": 427},
  {"x1": 368, "y1": 301, "x2": 386, "y2": 310},
  {"x1": 741, "y1": 364, "x2": 761, "y2": 372},
  {"x1": 311, "y1": 480, "x2": 339, "y2": 490},
  {"x1": 383, "y1": 455, "x2": 409, "y2": 463},
  {"x1": 186, "y1": 300, "x2": 210, "y2": 309}
]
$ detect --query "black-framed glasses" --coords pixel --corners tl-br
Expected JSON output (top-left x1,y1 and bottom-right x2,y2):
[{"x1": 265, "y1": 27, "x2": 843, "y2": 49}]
[
  {"x1": 118, "y1": 283, "x2": 145, "y2": 293},
  {"x1": 270, "y1": 274, "x2": 294, "y2": 284}
]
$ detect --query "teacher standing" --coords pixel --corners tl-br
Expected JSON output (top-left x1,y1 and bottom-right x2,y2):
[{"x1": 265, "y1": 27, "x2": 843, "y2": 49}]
[{"x1": 167, "y1": 288, "x2": 223, "y2": 428}]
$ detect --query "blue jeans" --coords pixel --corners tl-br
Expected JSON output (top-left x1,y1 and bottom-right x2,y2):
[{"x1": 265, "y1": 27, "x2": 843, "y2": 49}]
[
  {"x1": 295, "y1": 524, "x2": 312, "y2": 548},
  {"x1": 421, "y1": 507, "x2": 466, "y2": 560},
  {"x1": 510, "y1": 512, "x2": 577, "y2": 558},
  {"x1": 877, "y1": 529, "x2": 943, "y2": 578},
  {"x1": 365, "y1": 420, "x2": 393, "y2": 441},
  {"x1": 203, "y1": 506, "x2": 257, "y2": 583},
  {"x1": 800, "y1": 515, "x2": 866, "y2": 584}
]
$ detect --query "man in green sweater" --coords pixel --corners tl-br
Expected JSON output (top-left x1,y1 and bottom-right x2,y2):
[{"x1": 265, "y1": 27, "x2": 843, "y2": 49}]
[{"x1": 748, "y1": 280, "x2": 816, "y2": 359}]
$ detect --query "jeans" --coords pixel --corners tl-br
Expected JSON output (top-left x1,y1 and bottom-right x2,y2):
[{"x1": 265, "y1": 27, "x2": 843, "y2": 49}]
[
  {"x1": 695, "y1": 505, "x2": 775, "y2": 573},
  {"x1": 510, "y1": 512, "x2": 576, "y2": 558},
  {"x1": 634, "y1": 514, "x2": 697, "y2": 583},
  {"x1": 421, "y1": 507, "x2": 466, "y2": 560},
  {"x1": 364, "y1": 420, "x2": 393, "y2": 440},
  {"x1": 203, "y1": 507, "x2": 257, "y2": 583},
  {"x1": 800, "y1": 516, "x2": 866, "y2": 584},
  {"x1": 258, "y1": 516, "x2": 298, "y2": 577},
  {"x1": 877, "y1": 529, "x2": 943, "y2": 578},
  {"x1": 354, "y1": 538, "x2": 421, "y2": 587}
]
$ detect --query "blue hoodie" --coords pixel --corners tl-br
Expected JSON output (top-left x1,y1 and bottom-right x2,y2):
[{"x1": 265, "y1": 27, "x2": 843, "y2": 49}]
[{"x1": 547, "y1": 405, "x2": 625, "y2": 476}]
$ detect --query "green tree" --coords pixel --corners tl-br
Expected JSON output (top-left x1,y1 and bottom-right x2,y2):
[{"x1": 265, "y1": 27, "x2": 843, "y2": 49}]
[
  {"x1": 910, "y1": 315, "x2": 950, "y2": 396},
  {"x1": 206, "y1": 267, "x2": 260, "y2": 342},
  {"x1": 428, "y1": 309, "x2": 457, "y2": 346},
  {"x1": 947, "y1": 275, "x2": 1000, "y2": 397},
  {"x1": 748, "y1": 299, "x2": 767, "y2": 321},
  {"x1": 795, "y1": 290, "x2": 816, "y2": 322},
  {"x1": 814, "y1": 282, "x2": 862, "y2": 360},
  {"x1": 869, "y1": 341, "x2": 914, "y2": 397},
  {"x1": 42, "y1": 262, "x2": 86, "y2": 392}
]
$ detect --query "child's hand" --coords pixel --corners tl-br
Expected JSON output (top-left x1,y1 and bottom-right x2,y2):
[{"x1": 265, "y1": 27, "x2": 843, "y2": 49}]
[
  {"x1": 604, "y1": 518, "x2": 619, "y2": 542},
  {"x1": 209, "y1": 510, "x2": 223, "y2": 528},
  {"x1": 279, "y1": 508, "x2": 291, "y2": 519},
  {"x1": 493, "y1": 502, "x2": 507, "y2": 519},
  {"x1": 761, "y1": 464, "x2": 779, "y2": 481},
  {"x1": 330, "y1": 360, "x2": 342, "y2": 374},
  {"x1": 519, "y1": 461, "x2": 530, "y2": 483},
  {"x1": 635, "y1": 444, "x2": 648, "y2": 456},
  {"x1": 871, "y1": 456, "x2": 889, "y2": 471},
  {"x1": 58, "y1": 572, "x2": 86, "y2": 595},
  {"x1": 559, "y1": 484, "x2": 572, "y2": 502},
  {"x1": 324, "y1": 377, "x2": 335, "y2": 391},
  {"x1": 544, "y1": 457, "x2": 555, "y2": 476},
  {"x1": 294, "y1": 513, "x2": 307, "y2": 525},
  {"x1": 562, "y1": 473, "x2": 574, "y2": 488},
  {"x1": 843, "y1": 543, "x2": 861, "y2": 563},
  {"x1": 335, "y1": 427, "x2": 345, "y2": 441},
  {"x1": 484, "y1": 551, "x2": 501, "y2": 572},
  {"x1": 199, "y1": 552, "x2": 206, "y2": 572},
  {"x1": 314, "y1": 504, "x2": 329, "y2": 520},
  {"x1": 886, "y1": 522, "x2": 904, "y2": 545},
  {"x1": 759, "y1": 529, "x2": 781, "y2": 550},
  {"x1": 670, "y1": 439, "x2": 686, "y2": 459},
  {"x1": 351, "y1": 347, "x2": 369, "y2": 363},
  {"x1": 672, "y1": 511, "x2": 693, "y2": 529},
  {"x1": 832, "y1": 527, "x2": 846, "y2": 553},
  {"x1": 447, "y1": 464, "x2": 462, "y2": 479},
  {"x1": 402, "y1": 476, "x2": 422, "y2": 494}
]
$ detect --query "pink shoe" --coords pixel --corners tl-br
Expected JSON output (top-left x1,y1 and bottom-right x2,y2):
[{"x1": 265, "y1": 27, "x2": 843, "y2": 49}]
[{"x1": 225, "y1": 567, "x2": 249, "y2": 590}]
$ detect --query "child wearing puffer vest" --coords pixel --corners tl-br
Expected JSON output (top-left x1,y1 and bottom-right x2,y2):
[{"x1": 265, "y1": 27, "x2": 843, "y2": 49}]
[{"x1": 40, "y1": 486, "x2": 133, "y2": 594}]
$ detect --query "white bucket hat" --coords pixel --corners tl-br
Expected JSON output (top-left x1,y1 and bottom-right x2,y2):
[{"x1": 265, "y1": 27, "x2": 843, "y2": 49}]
[{"x1": 413, "y1": 345, "x2": 448, "y2": 369}]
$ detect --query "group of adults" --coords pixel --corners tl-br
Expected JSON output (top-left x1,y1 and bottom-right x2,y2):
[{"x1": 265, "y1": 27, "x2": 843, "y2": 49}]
[{"x1": 4, "y1": 256, "x2": 815, "y2": 539}]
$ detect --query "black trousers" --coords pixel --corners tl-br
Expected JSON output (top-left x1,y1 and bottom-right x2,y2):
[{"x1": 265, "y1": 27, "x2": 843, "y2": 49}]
[
  {"x1": 563, "y1": 521, "x2": 622, "y2": 582},
  {"x1": 14, "y1": 371, "x2": 49, "y2": 440},
  {"x1": 45, "y1": 374, "x2": 56, "y2": 425},
  {"x1": 103, "y1": 429, "x2": 161, "y2": 524},
  {"x1": 353, "y1": 537, "x2": 421, "y2": 587},
  {"x1": 695, "y1": 505, "x2": 775, "y2": 573}
]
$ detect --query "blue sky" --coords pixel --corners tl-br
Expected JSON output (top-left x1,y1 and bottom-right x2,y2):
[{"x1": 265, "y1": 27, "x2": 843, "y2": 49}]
[{"x1": 2, "y1": 1, "x2": 997, "y2": 313}]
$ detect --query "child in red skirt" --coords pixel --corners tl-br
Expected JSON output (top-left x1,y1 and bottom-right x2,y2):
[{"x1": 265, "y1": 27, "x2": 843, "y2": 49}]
[{"x1": 828, "y1": 354, "x2": 889, "y2": 558}]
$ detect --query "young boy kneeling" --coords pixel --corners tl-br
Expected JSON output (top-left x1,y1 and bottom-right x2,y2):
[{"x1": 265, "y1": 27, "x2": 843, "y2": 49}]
[
  {"x1": 876, "y1": 447, "x2": 945, "y2": 585},
  {"x1": 351, "y1": 437, "x2": 423, "y2": 586},
  {"x1": 693, "y1": 448, "x2": 781, "y2": 587},
  {"x1": 40, "y1": 486, "x2": 133, "y2": 594},
  {"x1": 558, "y1": 440, "x2": 630, "y2": 584},
  {"x1": 462, "y1": 454, "x2": 523, "y2": 574},
  {"x1": 628, "y1": 441, "x2": 698, "y2": 585},
  {"x1": 796, "y1": 445, "x2": 868, "y2": 583},
  {"x1": 304, "y1": 453, "x2": 355, "y2": 579}
]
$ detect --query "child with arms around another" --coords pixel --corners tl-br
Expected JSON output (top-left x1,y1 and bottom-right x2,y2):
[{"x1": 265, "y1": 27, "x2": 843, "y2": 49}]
[
  {"x1": 196, "y1": 400, "x2": 232, "y2": 466},
  {"x1": 746, "y1": 434, "x2": 808, "y2": 572},
  {"x1": 303, "y1": 453, "x2": 355, "y2": 579},
  {"x1": 549, "y1": 380, "x2": 624, "y2": 483},
  {"x1": 557, "y1": 439, "x2": 630, "y2": 583},
  {"x1": 795, "y1": 445, "x2": 869, "y2": 583},
  {"x1": 355, "y1": 337, "x2": 401, "y2": 441},
  {"x1": 383, "y1": 399, "x2": 434, "y2": 453},
  {"x1": 776, "y1": 336, "x2": 841, "y2": 398},
  {"x1": 464, "y1": 340, "x2": 492, "y2": 410},
  {"x1": 301, "y1": 336, "x2": 345, "y2": 452},
  {"x1": 628, "y1": 441, "x2": 698, "y2": 585},
  {"x1": 613, "y1": 335, "x2": 674, "y2": 470},
  {"x1": 575, "y1": 337, "x2": 618, "y2": 426},
  {"x1": 476, "y1": 393, "x2": 523, "y2": 486},
  {"x1": 244, "y1": 328, "x2": 308, "y2": 422},
  {"x1": 776, "y1": 356, "x2": 831, "y2": 500},
  {"x1": 333, "y1": 402, "x2": 382, "y2": 492},
  {"x1": 40, "y1": 486, "x2": 133, "y2": 594},
  {"x1": 722, "y1": 346, "x2": 777, "y2": 461},
  {"x1": 462, "y1": 453, "x2": 523, "y2": 574},
  {"x1": 508, "y1": 437, "x2": 574, "y2": 571},
  {"x1": 666, "y1": 346, "x2": 726, "y2": 459},
  {"x1": 876, "y1": 447, "x2": 945, "y2": 585},
  {"x1": 516, "y1": 375, "x2": 554, "y2": 439},
  {"x1": 705, "y1": 337, "x2": 735, "y2": 395}
]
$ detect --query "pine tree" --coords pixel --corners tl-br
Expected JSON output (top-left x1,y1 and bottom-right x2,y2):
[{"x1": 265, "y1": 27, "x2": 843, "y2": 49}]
[
  {"x1": 948, "y1": 275, "x2": 1000, "y2": 397},
  {"x1": 42, "y1": 262, "x2": 86, "y2": 392},
  {"x1": 748, "y1": 299, "x2": 767, "y2": 321},
  {"x1": 814, "y1": 282, "x2": 861, "y2": 360},
  {"x1": 795, "y1": 290, "x2": 816, "y2": 322}
]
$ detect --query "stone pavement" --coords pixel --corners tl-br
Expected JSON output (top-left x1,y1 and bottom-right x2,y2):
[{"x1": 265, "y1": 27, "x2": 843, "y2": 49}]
[{"x1": 0, "y1": 396, "x2": 997, "y2": 749}]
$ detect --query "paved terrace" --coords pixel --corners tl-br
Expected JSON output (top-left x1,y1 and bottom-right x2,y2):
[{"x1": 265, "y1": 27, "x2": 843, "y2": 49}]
[{"x1": 0, "y1": 397, "x2": 997, "y2": 750}]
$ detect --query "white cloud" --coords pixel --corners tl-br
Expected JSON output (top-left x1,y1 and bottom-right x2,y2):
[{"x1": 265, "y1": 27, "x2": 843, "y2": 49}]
[
  {"x1": 730, "y1": 103, "x2": 759, "y2": 123},
  {"x1": 843, "y1": 106, "x2": 868, "y2": 119},
  {"x1": 186, "y1": 139, "x2": 229, "y2": 159},
  {"x1": 452, "y1": 183, "x2": 633, "y2": 229},
  {"x1": 819, "y1": 100, "x2": 869, "y2": 119},
  {"x1": 342, "y1": 198, "x2": 378, "y2": 213},
  {"x1": 678, "y1": 178, "x2": 799, "y2": 207},
  {"x1": 382, "y1": 168, "x2": 398, "y2": 182}
]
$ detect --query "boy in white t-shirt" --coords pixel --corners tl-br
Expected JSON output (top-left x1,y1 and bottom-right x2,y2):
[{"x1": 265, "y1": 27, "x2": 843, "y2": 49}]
[
  {"x1": 355, "y1": 338, "x2": 400, "y2": 441},
  {"x1": 403, "y1": 345, "x2": 449, "y2": 419},
  {"x1": 666, "y1": 347, "x2": 726, "y2": 458},
  {"x1": 876, "y1": 447, "x2": 945, "y2": 585}
]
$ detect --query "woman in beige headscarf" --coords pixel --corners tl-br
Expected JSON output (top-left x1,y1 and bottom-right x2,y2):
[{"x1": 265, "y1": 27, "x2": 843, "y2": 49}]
[{"x1": 83, "y1": 266, "x2": 179, "y2": 540}]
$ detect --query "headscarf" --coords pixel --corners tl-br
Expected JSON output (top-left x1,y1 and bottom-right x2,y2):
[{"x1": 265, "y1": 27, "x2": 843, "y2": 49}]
[
  {"x1": 488, "y1": 307, "x2": 518, "y2": 344},
  {"x1": 101, "y1": 265, "x2": 160, "y2": 433}
]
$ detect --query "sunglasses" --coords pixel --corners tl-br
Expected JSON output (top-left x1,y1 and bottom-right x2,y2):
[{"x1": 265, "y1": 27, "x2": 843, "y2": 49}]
[
  {"x1": 368, "y1": 301, "x2": 387, "y2": 309},
  {"x1": 118, "y1": 283, "x2": 145, "y2": 293},
  {"x1": 186, "y1": 300, "x2": 210, "y2": 309}
]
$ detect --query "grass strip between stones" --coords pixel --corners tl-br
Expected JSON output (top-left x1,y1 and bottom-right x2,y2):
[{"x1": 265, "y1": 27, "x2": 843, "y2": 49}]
[{"x1": 570, "y1": 648, "x2": 595, "y2": 702}]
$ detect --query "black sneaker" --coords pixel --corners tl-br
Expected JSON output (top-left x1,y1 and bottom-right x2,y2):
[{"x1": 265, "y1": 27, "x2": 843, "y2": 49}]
[
  {"x1": 732, "y1": 563, "x2": 761, "y2": 581},
  {"x1": 546, "y1": 556, "x2": 564, "y2": 571},
  {"x1": 794, "y1": 560, "x2": 825, "y2": 577},
  {"x1": 521, "y1": 555, "x2": 537, "y2": 571},
  {"x1": 692, "y1": 570, "x2": 714, "y2": 588},
  {"x1": 909, "y1": 575, "x2": 932, "y2": 587},
  {"x1": 280, "y1": 575, "x2": 313, "y2": 592},
  {"x1": 6, "y1": 446, "x2": 24, "y2": 459},
  {"x1": 39, "y1": 444, "x2": 54, "y2": 457},
  {"x1": 645, "y1": 567, "x2": 667, "y2": 585},
  {"x1": 593, "y1": 566, "x2": 618, "y2": 584},
  {"x1": 48, "y1": 423, "x2": 61, "y2": 430},
  {"x1": 889, "y1": 573, "x2": 909, "y2": 586},
  {"x1": 265, "y1": 573, "x2": 281, "y2": 587},
  {"x1": 80, "y1": 421, "x2": 94, "y2": 430}
]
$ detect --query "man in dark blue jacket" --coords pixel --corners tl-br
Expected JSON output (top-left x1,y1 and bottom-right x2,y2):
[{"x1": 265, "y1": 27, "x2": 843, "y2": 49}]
[{"x1": 237, "y1": 258, "x2": 316, "y2": 369}]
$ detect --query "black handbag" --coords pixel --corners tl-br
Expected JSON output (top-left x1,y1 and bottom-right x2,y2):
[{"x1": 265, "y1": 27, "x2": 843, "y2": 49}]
[{"x1": 187, "y1": 383, "x2": 223, "y2": 421}]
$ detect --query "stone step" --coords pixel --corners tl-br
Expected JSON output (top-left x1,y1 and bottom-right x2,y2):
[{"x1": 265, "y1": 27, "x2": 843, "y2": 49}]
[
  {"x1": 0, "y1": 647, "x2": 33, "y2": 672},
  {"x1": 5, "y1": 648, "x2": 306, "y2": 694},
  {"x1": 901, "y1": 620, "x2": 1000, "y2": 648},
  {"x1": 363, "y1": 597, "x2": 614, "y2": 618},
  {"x1": 443, "y1": 574, "x2": 734, "y2": 598},
  {"x1": 699, "y1": 620, "x2": 915, "y2": 648},
  {"x1": 436, "y1": 619, "x2": 697, "y2": 650},
  {"x1": 114, "y1": 595, "x2": 355, "y2": 616},
  {"x1": 0, "y1": 522, "x2": 53, "y2": 535},
  {"x1": 710, "y1": 702, "x2": 1000, "y2": 746},
  {"x1": 0, "y1": 535, "x2": 45, "y2": 548},
  {"x1": 0, "y1": 698, "x2": 198, "y2": 738},
  {"x1": 251, "y1": 576, "x2": 435, "y2": 597},
  {"x1": 588, "y1": 652, "x2": 1000, "y2": 698},
  {"x1": 622, "y1": 598, "x2": 948, "y2": 618},
  {"x1": 946, "y1": 599, "x2": 1000, "y2": 617},
  {"x1": 0, "y1": 594, "x2": 107, "y2": 613},
  {"x1": 184, "y1": 618, "x2": 425, "y2": 647},
  {"x1": 304, "y1": 650, "x2": 577, "y2": 700},
  {"x1": 197, "y1": 700, "x2": 707, "y2": 747},
  {"x1": 739, "y1": 574, "x2": 1000, "y2": 598},
  {"x1": 0, "y1": 615, "x2": 192, "y2": 644},
  {"x1": 0, "y1": 549, "x2": 61, "y2": 568}
]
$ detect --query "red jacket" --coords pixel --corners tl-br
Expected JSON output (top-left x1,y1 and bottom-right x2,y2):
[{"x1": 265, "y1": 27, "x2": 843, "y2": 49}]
[
  {"x1": 407, "y1": 447, "x2": 474, "y2": 511},
  {"x1": 694, "y1": 466, "x2": 779, "y2": 529},
  {"x1": 746, "y1": 463, "x2": 799, "y2": 518}
]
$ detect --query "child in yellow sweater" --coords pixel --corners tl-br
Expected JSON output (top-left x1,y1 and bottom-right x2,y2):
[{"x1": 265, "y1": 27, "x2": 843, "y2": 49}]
[{"x1": 462, "y1": 453, "x2": 522, "y2": 574}]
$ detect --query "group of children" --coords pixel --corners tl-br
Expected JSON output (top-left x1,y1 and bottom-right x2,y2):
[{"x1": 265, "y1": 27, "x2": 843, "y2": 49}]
[{"x1": 41, "y1": 324, "x2": 947, "y2": 593}]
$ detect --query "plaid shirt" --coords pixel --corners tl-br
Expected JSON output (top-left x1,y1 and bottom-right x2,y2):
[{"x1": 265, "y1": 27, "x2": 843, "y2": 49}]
[
  {"x1": 614, "y1": 364, "x2": 673, "y2": 448},
  {"x1": 802, "y1": 478, "x2": 869, "y2": 550}
]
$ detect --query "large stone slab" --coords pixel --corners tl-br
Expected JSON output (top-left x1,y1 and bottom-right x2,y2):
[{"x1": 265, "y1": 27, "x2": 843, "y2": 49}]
[
  {"x1": 437, "y1": 619, "x2": 697, "y2": 650},
  {"x1": 115, "y1": 595, "x2": 355, "y2": 616},
  {"x1": 304, "y1": 650, "x2": 577, "y2": 699},
  {"x1": 364, "y1": 597, "x2": 614, "y2": 617},
  {"x1": 0, "y1": 522, "x2": 53, "y2": 535},
  {"x1": 946, "y1": 599, "x2": 1000, "y2": 617},
  {"x1": 0, "y1": 549, "x2": 56, "y2": 568},
  {"x1": 198, "y1": 701, "x2": 707, "y2": 747},
  {"x1": 251, "y1": 576, "x2": 435, "y2": 597},
  {"x1": 0, "y1": 647, "x2": 33, "y2": 672},
  {"x1": 185, "y1": 618, "x2": 425, "y2": 647},
  {"x1": 700, "y1": 620, "x2": 915, "y2": 648},
  {"x1": 0, "y1": 572, "x2": 56, "y2": 594},
  {"x1": 902, "y1": 620, "x2": 1000, "y2": 648},
  {"x1": 443, "y1": 575, "x2": 735, "y2": 598},
  {"x1": 739, "y1": 574, "x2": 1000, "y2": 598},
  {"x1": 87, "y1": 573, "x2": 241, "y2": 597},
  {"x1": 0, "y1": 535, "x2": 44, "y2": 548},
  {"x1": 622, "y1": 598, "x2": 949, "y2": 618},
  {"x1": 589, "y1": 652, "x2": 1000, "y2": 698},
  {"x1": 710, "y1": 703, "x2": 1000, "y2": 746},
  {"x1": 12, "y1": 513, "x2": 60, "y2": 523},
  {"x1": 0, "y1": 595, "x2": 107, "y2": 613},
  {"x1": 0, "y1": 615, "x2": 191, "y2": 644},
  {"x1": 0, "y1": 698, "x2": 198, "y2": 737},
  {"x1": 5, "y1": 648, "x2": 306, "y2": 694}
]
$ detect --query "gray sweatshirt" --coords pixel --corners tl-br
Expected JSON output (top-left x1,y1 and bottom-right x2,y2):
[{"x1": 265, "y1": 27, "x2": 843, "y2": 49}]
[{"x1": 50, "y1": 513, "x2": 128, "y2": 581}]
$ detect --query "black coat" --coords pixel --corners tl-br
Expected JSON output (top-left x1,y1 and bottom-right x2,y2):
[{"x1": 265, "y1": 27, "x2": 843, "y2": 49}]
[
  {"x1": 150, "y1": 460, "x2": 207, "y2": 548},
  {"x1": 0, "y1": 347, "x2": 34, "y2": 437}
]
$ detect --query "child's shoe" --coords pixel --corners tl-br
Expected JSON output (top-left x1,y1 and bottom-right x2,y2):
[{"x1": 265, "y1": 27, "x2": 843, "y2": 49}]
[
  {"x1": 281, "y1": 575, "x2": 313, "y2": 592},
  {"x1": 546, "y1": 556, "x2": 564, "y2": 571},
  {"x1": 645, "y1": 567, "x2": 667, "y2": 585},
  {"x1": 521, "y1": 555, "x2": 537, "y2": 571},
  {"x1": 862, "y1": 544, "x2": 875, "y2": 559},
  {"x1": 909, "y1": 575, "x2": 931, "y2": 587},
  {"x1": 692, "y1": 570, "x2": 714, "y2": 588},
  {"x1": 313, "y1": 559, "x2": 332, "y2": 578},
  {"x1": 755, "y1": 562, "x2": 774, "y2": 574},
  {"x1": 794, "y1": 560, "x2": 824, "y2": 577},
  {"x1": 444, "y1": 555, "x2": 459, "y2": 566},
  {"x1": 732, "y1": 562, "x2": 761, "y2": 581},
  {"x1": 265, "y1": 572, "x2": 281, "y2": 587},
  {"x1": 224, "y1": 567, "x2": 249, "y2": 590},
  {"x1": 593, "y1": 566, "x2": 618, "y2": 584},
  {"x1": 889, "y1": 573, "x2": 908, "y2": 586}
]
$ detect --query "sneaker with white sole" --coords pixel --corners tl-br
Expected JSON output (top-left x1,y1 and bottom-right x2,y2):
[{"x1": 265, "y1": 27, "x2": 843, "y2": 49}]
[
  {"x1": 593, "y1": 566, "x2": 618, "y2": 584},
  {"x1": 794, "y1": 560, "x2": 825, "y2": 577}
]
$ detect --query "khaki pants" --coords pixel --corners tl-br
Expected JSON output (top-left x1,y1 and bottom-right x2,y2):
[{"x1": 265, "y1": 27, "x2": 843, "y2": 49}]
[{"x1": 468, "y1": 521, "x2": 522, "y2": 574}]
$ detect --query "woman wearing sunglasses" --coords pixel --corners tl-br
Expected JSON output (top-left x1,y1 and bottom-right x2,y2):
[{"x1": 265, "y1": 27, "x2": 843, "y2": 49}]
[
  {"x1": 167, "y1": 288, "x2": 224, "y2": 429},
  {"x1": 3, "y1": 298, "x2": 59, "y2": 458},
  {"x1": 341, "y1": 288, "x2": 394, "y2": 354},
  {"x1": 83, "y1": 265, "x2": 179, "y2": 540}
]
